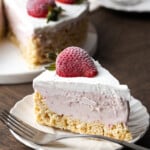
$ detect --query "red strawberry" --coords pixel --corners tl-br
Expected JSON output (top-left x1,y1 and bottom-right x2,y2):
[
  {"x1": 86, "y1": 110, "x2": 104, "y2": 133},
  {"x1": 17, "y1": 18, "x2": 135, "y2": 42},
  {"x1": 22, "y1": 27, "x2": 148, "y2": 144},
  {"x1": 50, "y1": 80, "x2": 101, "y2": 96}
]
[
  {"x1": 56, "y1": 47, "x2": 98, "y2": 77},
  {"x1": 27, "y1": 0, "x2": 56, "y2": 18},
  {"x1": 56, "y1": 0, "x2": 76, "y2": 4}
]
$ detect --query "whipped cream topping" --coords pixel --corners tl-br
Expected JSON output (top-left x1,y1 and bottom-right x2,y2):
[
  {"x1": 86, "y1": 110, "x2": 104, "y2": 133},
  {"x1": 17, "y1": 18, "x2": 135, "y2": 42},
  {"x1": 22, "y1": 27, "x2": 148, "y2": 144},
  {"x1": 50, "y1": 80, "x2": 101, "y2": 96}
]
[
  {"x1": 33, "y1": 61, "x2": 131, "y2": 124},
  {"x1": 34, "y1": 61, "x2": 130, "y2": 101}
]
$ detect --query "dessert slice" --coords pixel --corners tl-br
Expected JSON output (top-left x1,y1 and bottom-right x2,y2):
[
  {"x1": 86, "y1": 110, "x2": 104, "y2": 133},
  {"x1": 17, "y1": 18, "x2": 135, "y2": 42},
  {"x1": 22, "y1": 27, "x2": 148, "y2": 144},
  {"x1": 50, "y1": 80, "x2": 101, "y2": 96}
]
[
  {"x1": 0, "y1": 0, "x2": 4, "y2": 40},
  {"x1": 4, "y1": 0, "x2": 89, "y2": 66},
  {"x1": 33, "y1": 47, "x2": 132, "y2": 141}
]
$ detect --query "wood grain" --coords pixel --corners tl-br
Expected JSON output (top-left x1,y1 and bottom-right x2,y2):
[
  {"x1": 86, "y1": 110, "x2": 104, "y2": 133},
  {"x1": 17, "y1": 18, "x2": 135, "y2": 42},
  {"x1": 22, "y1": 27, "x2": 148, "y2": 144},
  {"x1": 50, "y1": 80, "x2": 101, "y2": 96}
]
[{"x1": 0, "y1": 7, "x2": 150, "y2": 149}]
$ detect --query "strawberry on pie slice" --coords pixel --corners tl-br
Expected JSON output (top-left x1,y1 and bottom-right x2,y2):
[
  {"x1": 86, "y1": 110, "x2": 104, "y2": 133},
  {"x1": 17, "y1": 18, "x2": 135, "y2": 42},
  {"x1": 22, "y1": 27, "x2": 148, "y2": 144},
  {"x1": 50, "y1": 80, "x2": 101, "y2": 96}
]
[
  {"x1": 27, "y1": 0, "x2": 56, "y2": 18},
  {"x1": 56, "y1": 46, "x2": 97, "y2": 77},
  {"x1": 56, "y1": 0, "x2": 76, "y2": 4},
  {"x1": 27, "y1": 0, "x2": 63, "y2": 22},
  {"x1": 33, "y1": 46, "x2": 132, "y2": 141}
]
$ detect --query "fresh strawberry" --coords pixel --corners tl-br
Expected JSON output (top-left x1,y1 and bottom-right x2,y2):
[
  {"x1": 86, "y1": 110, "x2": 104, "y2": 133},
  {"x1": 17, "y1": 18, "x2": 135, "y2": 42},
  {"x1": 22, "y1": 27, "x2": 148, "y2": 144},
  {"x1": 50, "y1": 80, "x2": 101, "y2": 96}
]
[
  {"x1": 27, "y1": 0, "x2": 56, "y2": 18},
  {"x1": 56, "y1": 0, "x2": 76, "y2": 4},
  {"x1": 56, "y1": 46, "x2": 98, "y2": 77}
]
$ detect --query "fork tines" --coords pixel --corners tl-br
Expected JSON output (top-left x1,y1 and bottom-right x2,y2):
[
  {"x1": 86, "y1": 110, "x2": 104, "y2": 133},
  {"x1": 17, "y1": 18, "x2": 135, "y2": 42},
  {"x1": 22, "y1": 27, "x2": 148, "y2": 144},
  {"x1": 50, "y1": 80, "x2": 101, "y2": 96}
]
[{"x1": 0, "y1": 110, "x2": 35, "y2": 139}]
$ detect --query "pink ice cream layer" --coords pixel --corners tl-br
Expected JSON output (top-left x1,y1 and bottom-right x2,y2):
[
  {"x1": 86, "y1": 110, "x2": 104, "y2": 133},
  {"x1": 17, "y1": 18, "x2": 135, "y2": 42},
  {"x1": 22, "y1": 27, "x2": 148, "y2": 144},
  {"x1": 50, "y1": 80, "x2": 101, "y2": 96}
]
[{"x1": 34, "y1": 85, "x2": 129, "y2": 125}]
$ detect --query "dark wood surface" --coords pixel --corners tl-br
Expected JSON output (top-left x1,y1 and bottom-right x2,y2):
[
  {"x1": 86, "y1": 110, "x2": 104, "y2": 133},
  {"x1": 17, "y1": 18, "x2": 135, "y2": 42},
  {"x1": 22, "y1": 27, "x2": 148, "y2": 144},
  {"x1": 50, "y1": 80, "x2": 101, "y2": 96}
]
[{"x1": 0, "y1": 7, "x2": 150, "y2": 150}]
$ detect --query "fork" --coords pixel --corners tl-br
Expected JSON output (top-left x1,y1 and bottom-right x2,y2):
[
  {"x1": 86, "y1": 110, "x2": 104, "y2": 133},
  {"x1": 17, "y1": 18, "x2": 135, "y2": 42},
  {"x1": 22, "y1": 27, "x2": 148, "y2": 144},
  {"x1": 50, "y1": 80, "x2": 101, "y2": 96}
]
[{"x1": 0, "y1": 110, "x2": 149, "y2": 150}]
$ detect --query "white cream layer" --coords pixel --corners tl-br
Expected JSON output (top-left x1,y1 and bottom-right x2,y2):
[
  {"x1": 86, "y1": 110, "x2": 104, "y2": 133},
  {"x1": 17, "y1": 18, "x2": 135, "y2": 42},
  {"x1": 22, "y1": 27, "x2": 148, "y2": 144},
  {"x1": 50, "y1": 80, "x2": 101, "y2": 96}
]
[
  {"x1": 34, "y1": 61, "x2": 130, "y2": 100},
  {"x1": 33, "y1": 61, "x2": 131, "y2": 124},
  {"x1": 4, "y1": 0, "x2": 88, "y2": 45}
]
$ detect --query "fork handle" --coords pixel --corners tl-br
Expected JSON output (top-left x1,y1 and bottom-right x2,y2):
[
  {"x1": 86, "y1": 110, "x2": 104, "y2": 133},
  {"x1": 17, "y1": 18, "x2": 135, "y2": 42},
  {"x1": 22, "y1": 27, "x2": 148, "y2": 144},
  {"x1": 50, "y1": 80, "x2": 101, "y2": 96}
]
[
  {"x1": 91, "y1": 135, "x2": 149, "y2": 150},
  {"x1": 90, "y1": 135, "x2": 149, "y2": 150},
  {"x1": 92, "y1": 135, "x2": 149, "y2": 150},
  {"x1": 121, "y1": 141, "x2": 149, "y2": 150},
  {"x1": 58, "y1": 134, "x2": 149, "y2": 150}
]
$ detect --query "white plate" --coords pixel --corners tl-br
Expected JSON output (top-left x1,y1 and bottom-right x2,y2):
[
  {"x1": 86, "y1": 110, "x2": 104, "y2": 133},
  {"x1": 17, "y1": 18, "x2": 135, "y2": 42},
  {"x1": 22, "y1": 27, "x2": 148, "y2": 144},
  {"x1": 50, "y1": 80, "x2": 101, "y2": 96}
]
[
  {"x1": 10, "y1": 95, "x2": 149, "y2": 150},
  {"x1": 89, "y1": 0, "x2": 150, "y2": 12},
  {"x1": 89, "y1": 0, "x2": 101, "y2": 12},
  {"x1": 0, "y1": 24, "x2": 97, "y2": 84}
]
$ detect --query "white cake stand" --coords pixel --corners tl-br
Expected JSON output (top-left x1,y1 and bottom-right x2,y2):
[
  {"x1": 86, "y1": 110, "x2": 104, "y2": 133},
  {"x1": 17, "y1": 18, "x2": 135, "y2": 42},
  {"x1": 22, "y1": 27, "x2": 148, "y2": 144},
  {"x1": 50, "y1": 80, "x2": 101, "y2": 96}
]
[{"x1": 0, "y1": 24, "x2": 97, "y2": 84}]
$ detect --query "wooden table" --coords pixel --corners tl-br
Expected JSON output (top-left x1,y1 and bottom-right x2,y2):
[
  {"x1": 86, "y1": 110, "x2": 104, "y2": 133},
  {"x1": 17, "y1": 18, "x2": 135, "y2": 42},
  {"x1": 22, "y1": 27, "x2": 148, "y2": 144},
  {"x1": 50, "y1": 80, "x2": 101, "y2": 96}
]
[{"x1": 0, "y1": 7, "x2": 150, "y2": 150}]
